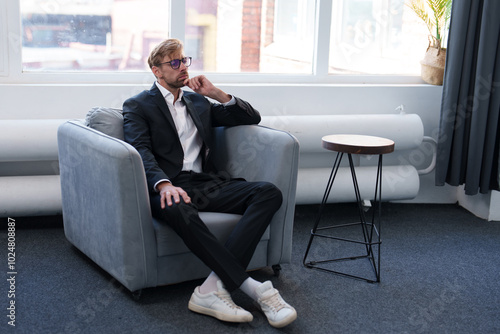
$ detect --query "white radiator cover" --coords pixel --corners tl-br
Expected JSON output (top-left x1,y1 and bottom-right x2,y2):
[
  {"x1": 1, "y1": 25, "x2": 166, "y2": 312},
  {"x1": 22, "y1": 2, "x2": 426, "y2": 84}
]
[
  {"x1": 0, "y1": 119, "x2": 66, "y2": 162},
  {"x1": 261, "y1": 114, "x2": 424, "y2": 151},
  {"x1": 0, "y1": 114, "x2": 427, "y2": 216},
  {"x1": 261, "y1": 114, "x2": 426, "y2": 204},
  {"x1": 0, "y1": 175, "x2": 61, "y2": 216},
  {"x1": 297, "y1": 166, "x2": 420, "y2": 204}
]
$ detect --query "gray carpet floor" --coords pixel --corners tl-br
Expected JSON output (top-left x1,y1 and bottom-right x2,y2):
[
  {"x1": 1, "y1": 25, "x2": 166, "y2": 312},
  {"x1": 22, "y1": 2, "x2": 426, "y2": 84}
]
[{"x1": 2, "y1": 203, "x2": 500, "y2": 333}]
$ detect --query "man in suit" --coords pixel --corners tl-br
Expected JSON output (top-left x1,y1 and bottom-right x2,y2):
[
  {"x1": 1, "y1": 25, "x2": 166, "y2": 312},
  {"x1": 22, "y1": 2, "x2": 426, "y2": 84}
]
[{"x1": 123, "y1": 39, "x2": 297, "y2": 328}]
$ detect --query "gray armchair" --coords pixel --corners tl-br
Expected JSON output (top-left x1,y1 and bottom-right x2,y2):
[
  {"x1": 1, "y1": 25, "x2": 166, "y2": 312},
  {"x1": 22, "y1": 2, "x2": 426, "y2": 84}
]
[{"x1": 57, "y1": 110, "x2": 299, "y2": 295}]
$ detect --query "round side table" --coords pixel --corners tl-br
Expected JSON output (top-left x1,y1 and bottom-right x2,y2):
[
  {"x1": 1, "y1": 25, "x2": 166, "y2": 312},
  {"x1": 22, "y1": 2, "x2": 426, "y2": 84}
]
[{"x1": 303, "y1": 134, "x2": 395, "y2": 283}]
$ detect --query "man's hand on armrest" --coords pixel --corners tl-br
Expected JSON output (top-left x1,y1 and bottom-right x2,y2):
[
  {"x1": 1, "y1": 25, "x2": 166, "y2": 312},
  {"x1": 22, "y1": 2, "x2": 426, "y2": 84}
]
[{"x1": 157, "y1": 181, "x2": 191, "y2": 209}]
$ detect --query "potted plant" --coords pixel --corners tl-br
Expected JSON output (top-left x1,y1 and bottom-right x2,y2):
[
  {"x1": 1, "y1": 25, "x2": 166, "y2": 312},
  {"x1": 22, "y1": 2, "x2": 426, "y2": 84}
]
[{"x1": 407, "y1": 0, "x2": 452, "y2": 85}]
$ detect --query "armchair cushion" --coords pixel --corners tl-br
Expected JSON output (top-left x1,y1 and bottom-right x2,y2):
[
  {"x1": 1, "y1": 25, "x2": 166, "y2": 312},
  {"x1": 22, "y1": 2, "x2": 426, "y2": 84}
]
[{"x1": 85, "y1": 106, "x2": 124, "y2": 140}]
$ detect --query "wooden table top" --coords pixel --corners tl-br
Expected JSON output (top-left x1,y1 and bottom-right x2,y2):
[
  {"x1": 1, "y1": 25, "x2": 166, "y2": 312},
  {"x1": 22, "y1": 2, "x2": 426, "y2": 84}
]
[{"x1": 322, "y1": 134, "x2": 395, "y2": 155}]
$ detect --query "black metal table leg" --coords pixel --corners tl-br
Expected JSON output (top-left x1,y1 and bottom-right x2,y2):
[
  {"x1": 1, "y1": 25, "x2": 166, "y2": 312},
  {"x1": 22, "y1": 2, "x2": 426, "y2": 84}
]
[{"x1": 303, "y1": 152, "x2": 384, "y2": 283}]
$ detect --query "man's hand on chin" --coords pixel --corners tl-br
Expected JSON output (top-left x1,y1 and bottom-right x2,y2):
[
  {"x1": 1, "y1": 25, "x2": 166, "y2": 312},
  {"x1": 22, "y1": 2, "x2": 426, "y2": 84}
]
[{"x1": 184, "y1": 75, "x2": 231, "y2": 103}]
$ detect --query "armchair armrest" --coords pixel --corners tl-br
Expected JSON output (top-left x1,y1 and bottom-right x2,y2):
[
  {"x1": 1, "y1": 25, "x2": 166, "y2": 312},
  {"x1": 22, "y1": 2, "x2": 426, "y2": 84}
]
[
  {"x1": 57, "y1": 121, "x2": 157, "y2": 292},
  {"x1": 212, "y1": 125, "x2": 300, "y2": 265}
]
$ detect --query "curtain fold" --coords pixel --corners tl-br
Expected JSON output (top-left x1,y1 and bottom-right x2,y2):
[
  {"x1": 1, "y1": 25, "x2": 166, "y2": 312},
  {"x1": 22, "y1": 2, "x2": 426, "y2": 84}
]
[{"x1": 436, "y1": 0, "x2": 500, "y2": 195}]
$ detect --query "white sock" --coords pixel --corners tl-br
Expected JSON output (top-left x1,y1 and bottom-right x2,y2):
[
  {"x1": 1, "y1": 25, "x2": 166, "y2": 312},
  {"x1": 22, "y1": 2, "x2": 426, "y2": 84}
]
[
  {"x1": 239, "y1": 277, "x2": 262, "y2": 301},
  {"x1": 199, "y1": 272, "x2": 220, "y2": 294}
]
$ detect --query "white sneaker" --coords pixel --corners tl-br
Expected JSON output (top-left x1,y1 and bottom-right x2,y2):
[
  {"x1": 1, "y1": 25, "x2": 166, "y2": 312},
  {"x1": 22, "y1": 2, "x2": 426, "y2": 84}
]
[
  {"x1": 188, "y1": 280, "x2": 253, "y2": 323},
  {"x1": 256, "y1": 281, "x2": 297, "y2": 328}
]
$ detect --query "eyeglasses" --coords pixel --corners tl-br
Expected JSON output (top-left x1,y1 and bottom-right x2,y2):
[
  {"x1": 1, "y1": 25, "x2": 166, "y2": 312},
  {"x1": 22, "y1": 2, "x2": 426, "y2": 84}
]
[{"x1": 156, "y1": 57, "x2": 192, "y2": 70}]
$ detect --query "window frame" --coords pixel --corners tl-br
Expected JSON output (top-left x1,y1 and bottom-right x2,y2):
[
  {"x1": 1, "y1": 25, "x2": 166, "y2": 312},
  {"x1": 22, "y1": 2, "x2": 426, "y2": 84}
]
[
  {"x1": 0, "y1": 0, "x2": 9, "y2": 77},
  {"x1": 0, "y1": 0, "x2": 425, "y2": 85}
]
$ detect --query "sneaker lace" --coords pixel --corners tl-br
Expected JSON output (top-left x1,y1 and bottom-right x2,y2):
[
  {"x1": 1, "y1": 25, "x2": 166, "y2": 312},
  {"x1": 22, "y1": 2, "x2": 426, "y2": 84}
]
[
  {"x1": 263, "y1": 291, "x2": 285, "y2": 313},
  {"x1": 215, "y1": 291, "x2": 241, "y2": 310}
]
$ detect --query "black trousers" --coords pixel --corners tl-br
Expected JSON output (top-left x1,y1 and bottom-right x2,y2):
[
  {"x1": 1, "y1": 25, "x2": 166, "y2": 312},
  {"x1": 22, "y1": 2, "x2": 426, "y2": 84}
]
[{"x1": 150, "y1": 171, "x2": 283, "y2": 292}]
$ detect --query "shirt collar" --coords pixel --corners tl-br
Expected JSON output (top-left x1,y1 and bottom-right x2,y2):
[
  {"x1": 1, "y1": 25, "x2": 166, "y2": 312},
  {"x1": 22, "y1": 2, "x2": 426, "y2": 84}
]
[{"x1": 155, "y1": 81, "x2": 184, "y2": 104}]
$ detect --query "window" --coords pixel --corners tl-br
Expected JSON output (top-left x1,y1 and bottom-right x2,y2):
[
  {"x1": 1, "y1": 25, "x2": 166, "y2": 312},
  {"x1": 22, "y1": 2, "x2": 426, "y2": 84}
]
[
  {"x1": 21, "y1": 0, "x2": 170, "y2": 71},
  {"x1": 16, "y1": 0, "x2": 440, "y2": 80},
  {"x1": 0, "y1": 1, "x2": 7, "y2": 76},
  {"x1": 329, "y1": 0, "x2": 430, "y2": 75},
  {"x1": 185, "y1": 0, "x2": 316, "y2": 73}
]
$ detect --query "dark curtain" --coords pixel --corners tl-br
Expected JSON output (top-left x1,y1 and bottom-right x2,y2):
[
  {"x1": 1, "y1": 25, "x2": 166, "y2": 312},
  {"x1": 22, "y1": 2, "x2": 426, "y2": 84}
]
[{"x1": 436, "y1": 0, "x2": 500, "y2": 195}]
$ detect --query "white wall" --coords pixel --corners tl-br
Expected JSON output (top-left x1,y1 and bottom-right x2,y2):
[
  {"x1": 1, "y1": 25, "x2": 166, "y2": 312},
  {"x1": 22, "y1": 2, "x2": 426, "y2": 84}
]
[{"x1": 0, "y1": 83, "x2": 441, "y2": 120}]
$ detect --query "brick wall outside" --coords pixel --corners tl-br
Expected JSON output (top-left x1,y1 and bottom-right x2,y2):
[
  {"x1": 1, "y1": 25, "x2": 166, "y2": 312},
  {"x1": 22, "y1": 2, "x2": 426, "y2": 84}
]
[
  {"x1": 241, "y1": 0, "x2": 262, "y2": 72},
  {"x1": 264, "y1": 0, "x2": 275, "y2": 47}
]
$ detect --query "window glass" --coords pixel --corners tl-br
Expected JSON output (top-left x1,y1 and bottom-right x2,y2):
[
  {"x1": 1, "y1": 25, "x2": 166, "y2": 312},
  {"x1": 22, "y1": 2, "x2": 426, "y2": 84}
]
[
  {"x1": 18, "y1": 0, "x2": 439, "y2": 78},
  {"x1": 185, "y1": 0, "x2": 315, "y2": 73},
  {"x1": 329, "y1": 0, "x2": 430, "y2": 75},
  {"x1": 21, "y1": 0, "x2": 170, "y2": 71}
]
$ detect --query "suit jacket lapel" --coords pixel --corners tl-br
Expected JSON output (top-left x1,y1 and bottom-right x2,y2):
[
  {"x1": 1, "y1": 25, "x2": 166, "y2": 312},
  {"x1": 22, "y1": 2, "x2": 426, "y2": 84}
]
[
  {"x1": 183, "y1": 94, "x2": 213, "y2": 170},
  {"x1": 183, "y1": 94, "x2": 207, "y2": 141},
  {"x1": 149, "y1": 84, "x2": 177, "y2": 131}
]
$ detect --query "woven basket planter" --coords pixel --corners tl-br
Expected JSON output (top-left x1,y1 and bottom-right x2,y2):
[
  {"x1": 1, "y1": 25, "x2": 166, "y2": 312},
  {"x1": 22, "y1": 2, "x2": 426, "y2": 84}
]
[{"x1": 420, "y1": 46, "x2": 447, "y2": 86}]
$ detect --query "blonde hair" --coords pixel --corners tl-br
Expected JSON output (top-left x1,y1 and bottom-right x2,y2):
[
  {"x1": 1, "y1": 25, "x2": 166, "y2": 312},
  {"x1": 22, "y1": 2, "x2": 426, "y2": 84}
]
[{"x1": 148, "y1": 38, "x2": 184, "y2": 69}]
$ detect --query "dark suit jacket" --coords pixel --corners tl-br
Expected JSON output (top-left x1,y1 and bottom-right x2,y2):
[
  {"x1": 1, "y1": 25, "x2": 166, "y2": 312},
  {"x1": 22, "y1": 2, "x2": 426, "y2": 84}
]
[{"x1": 123, "y1": 83, "x2": 261, "y2": 193}]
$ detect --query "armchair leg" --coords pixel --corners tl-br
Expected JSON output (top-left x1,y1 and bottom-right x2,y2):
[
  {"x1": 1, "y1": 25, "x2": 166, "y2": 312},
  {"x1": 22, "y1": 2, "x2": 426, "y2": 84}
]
[
  {"x1": 272, "y1": 264, "x2": 282, "y2": 277},
  {"x1": 131, "y1": 289, "x2": 143, "y2": 301}
]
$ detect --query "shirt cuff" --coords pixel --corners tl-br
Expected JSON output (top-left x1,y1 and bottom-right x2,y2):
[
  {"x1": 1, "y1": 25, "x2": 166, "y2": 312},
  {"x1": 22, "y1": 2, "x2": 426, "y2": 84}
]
[
  {"x1": 222, "y1": 95, "x2": 236, "y2": 106},
  {"x1": 154, "y1": 179, "x2": 171, "y2": 192}
]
